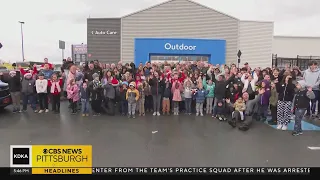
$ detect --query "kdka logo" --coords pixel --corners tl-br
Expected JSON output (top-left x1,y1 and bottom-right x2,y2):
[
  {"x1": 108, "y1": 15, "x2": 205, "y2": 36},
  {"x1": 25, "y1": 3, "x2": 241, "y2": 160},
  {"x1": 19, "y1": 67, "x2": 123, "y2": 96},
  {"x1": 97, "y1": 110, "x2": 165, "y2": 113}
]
[{"x1": 12, "y1": 148, "x2": 29, "y2": 165}]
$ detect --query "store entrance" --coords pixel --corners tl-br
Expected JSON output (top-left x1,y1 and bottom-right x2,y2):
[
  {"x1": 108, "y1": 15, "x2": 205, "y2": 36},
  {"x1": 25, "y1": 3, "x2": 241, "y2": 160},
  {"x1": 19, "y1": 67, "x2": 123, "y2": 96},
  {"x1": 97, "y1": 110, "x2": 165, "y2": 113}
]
[{"x1": 150, "y1": 54, "x2": 209, "y2": 63}]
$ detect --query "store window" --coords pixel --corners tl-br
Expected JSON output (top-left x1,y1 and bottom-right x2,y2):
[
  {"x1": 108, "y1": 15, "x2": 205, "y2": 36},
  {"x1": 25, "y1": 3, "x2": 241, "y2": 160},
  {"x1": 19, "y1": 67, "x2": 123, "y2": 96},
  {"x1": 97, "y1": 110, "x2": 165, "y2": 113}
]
[{"x1": 150, "y1": 55, "x2": 209, "y2": 62}]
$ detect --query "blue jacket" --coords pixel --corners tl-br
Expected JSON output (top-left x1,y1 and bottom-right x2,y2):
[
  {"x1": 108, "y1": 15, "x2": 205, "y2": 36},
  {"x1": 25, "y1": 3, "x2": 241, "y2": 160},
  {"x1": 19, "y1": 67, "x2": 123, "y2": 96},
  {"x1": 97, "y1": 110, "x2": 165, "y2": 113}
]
[
  {"x1": 80, "y1": 87, "x2": 90, "y2": 101},
  {"x1": 41, "y1": 69, "x2": 54, "y2": 80},
  {"x1": 194, "y1": 89, "x2": 208, "y2": 103}
]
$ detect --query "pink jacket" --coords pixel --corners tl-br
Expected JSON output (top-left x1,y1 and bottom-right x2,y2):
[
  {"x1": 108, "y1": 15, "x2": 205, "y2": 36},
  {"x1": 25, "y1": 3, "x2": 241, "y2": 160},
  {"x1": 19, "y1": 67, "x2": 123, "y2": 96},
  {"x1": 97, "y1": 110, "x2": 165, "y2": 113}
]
[
  {"x1": 67, "y1": 71, "x2": 76, "y2": 86},
  {"x1": 67, "y1": 84, "x2": 80, "y2": 102},
  {"x1": 171, "y1": 81, "x2": 183, "y2": 102}
]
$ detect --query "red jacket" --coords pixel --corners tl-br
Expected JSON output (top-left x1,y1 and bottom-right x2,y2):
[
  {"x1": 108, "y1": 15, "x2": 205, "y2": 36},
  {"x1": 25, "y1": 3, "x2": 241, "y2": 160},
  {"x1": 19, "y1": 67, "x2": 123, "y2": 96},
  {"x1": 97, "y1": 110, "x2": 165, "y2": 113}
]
[
  {"x1": 41, "y1": 63, "x2": 54, "y2": 70},
  {"x1": 20, "y1": 66, "x2": 38, "y2": 76},
  {"x1": 48, "y1": 78, "x2": 63, "y2": 95}
]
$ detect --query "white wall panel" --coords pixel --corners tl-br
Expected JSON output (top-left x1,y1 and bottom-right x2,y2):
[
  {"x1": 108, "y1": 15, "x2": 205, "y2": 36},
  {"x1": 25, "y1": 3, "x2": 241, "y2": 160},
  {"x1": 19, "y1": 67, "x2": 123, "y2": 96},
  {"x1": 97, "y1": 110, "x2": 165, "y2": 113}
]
[{"x1": 239, "y1": 21, "x2": 274, "y2": 68}]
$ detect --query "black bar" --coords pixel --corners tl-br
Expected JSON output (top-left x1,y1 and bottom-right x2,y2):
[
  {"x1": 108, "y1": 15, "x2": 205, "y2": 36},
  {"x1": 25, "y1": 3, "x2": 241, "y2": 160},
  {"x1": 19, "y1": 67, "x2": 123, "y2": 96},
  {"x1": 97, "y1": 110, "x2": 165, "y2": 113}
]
[
  {"x1": 92, "y1": 167, "x2": 320, "y2": 175},
  {"x1": 0, "y1": 167, "x2": 319, "y2": 175}
]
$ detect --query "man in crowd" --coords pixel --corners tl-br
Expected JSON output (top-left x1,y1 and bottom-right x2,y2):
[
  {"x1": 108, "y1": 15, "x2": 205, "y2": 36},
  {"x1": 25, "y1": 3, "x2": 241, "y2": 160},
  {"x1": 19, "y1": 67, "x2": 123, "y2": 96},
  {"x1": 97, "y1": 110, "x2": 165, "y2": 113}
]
[{"x1": 303, "y1": 61, "x2": 320, "y2": 118}]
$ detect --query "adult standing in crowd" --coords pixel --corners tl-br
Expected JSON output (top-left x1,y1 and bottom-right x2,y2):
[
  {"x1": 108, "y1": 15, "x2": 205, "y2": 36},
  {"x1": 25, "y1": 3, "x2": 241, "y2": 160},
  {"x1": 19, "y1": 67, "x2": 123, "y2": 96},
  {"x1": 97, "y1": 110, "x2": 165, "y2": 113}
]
[
  {"x1": 62, "y1": 57, "x2": 74, "y2": 97},
  {"x1": 148, "y1": 71, "x2": 165, "y2": 116},
  {"x1": 41, "y1": 58, "x2": 54, "y2": 70},
  {"x1": 303, "y1": 61, "x2": 320, "y2": 118}
]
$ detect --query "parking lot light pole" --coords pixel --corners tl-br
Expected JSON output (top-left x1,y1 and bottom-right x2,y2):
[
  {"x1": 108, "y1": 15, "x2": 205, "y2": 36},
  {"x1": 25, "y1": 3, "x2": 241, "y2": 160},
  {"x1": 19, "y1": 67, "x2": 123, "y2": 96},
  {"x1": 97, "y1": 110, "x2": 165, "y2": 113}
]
[{"x1": 18, "y1": 21, "x2": 25, "y2": 62}]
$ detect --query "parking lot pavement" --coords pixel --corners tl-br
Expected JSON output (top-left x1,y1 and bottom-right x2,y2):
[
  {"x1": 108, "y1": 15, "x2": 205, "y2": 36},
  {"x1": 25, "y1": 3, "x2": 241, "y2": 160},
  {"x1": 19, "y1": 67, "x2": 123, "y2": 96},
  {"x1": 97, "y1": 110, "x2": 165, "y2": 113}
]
[{"x1": 0, "y1": 102, "x2": 319, "y2": 167}]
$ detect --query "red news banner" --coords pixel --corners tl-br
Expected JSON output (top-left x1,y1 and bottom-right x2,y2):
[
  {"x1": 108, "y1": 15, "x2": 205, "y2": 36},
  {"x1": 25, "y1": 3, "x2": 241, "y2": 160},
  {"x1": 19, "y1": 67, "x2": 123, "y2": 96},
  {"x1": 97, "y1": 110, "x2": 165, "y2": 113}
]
[{"x1": 6, "y1": 167, "x2": 320, "y2": 175}]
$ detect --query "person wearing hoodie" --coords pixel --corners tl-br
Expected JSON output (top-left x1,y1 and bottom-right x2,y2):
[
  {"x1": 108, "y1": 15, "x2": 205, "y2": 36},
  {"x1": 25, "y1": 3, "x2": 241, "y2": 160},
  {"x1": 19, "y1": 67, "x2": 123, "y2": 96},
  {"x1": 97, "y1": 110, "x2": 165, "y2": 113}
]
[
  {"x1": 137, "y1": 81, "x2": 146, "y2": 116},
  {"x1": 257, "y1": 80, "x2": 271, "y2": 122},
  {"x1": 21, "y1": 73, "x2": 37, "y2": 112},
  {"x1": 67, "y1": 78, "x2": 80, "y2": 114},
  {"x1": 126, "y1": 82, "x2": 139, "y2": 118},
  {"x1": 183, "y1": 78, "x2": 194, "y2": 115},
  {"x1": 88, "y1": 73, "x2": 103, "y2": 116},
  {"x1": 0, "y1": 70, "x2": 21, "y2": 113},
  {"x1": 268, "y1": 81, "x2": 278, "y2": 125},
  {"x1": 203, "y1": 76, "x2": 215, "y2": 115},
  {"x1": 275, "y1": 73, "x2": 295, "y2": 130},
  {"x1": 36, "y1": 73, "x2": 49, "y2": 113},
  {"x1": 292, "y1": 80, "x2": 315, "y2": 136},
  {"x1": 193, "y1": 82, "x2": 208, "y2": 117},
  {"x1": 212, "y1": 71, "x2": 235, "y2": 108},
  {"x1": 302, "y1": 61, "x2": 320, "y2": 118},
  {"x1": 171, "y1": 79, "x2": 183, "y2": 115},
  {"x1": 214, "y1": 99, "x2": 227, "y2": 121}
]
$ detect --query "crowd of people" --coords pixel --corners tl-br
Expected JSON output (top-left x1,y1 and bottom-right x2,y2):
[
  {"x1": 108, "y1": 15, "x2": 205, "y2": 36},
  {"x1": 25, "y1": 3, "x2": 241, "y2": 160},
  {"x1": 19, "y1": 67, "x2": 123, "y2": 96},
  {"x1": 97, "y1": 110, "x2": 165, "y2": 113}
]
[{"x1": 1, "y1": 57, "x2": 320, "y2": 136}]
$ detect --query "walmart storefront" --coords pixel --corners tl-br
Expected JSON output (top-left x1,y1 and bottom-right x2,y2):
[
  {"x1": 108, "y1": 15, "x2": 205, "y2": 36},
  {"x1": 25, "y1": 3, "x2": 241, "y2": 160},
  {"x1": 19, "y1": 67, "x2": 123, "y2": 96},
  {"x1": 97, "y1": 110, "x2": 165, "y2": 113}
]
[
  {"x1": 87, "y1": 0, "x2": 273, "y2": 67},
  {"x1": 134, "y1": 38, "x2": 226, "y2": 65}
]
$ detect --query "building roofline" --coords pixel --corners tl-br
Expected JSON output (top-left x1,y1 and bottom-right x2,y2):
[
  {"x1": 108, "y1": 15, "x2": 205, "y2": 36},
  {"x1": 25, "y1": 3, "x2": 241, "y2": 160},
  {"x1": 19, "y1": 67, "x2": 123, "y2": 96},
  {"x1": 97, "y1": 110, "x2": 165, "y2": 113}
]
[
  {"x1": 240, "y1": 20, "x2": 274, "y2": 23},
  {"x1": 274, "y1": 35, "x2": 320, "y2": 39},
  {"x1": 121, "y1": 0, "x2": 239, "y2": 20},
  {"x1": 87, "y1": 18, "x2": 121, "y2": 20}
]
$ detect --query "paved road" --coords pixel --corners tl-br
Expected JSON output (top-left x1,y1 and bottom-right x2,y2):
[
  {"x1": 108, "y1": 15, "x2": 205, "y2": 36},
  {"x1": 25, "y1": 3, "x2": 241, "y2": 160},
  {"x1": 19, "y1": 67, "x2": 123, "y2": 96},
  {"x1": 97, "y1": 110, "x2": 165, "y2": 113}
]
[{"x1": 0, "y1": 103, "x2": 319, "y2": 167}]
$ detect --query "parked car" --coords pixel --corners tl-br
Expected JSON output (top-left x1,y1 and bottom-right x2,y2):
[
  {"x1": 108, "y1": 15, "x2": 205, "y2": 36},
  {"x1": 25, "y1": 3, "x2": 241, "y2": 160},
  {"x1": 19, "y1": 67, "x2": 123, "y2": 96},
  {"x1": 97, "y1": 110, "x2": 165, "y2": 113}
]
[
  {"x1": 0, "y1": 81, "x2": 12, "y2": 110},
  {"x1": 0, "y1": 66, "x2": 9, "y2": 79}
]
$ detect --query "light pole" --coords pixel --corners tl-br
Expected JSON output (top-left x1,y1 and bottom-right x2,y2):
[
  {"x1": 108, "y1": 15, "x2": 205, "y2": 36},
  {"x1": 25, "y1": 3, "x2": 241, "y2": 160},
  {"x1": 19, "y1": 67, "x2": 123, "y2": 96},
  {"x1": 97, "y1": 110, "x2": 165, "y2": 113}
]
[{"x1": 18, "y1": 21, "x2": 25, "y2": 62}]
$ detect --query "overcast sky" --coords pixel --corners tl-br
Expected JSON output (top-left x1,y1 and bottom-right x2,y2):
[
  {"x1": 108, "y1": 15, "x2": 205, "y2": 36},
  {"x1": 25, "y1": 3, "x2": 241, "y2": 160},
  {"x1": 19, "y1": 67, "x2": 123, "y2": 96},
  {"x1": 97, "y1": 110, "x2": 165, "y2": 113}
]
[{"x1": 0, "y1": 0, "x2": 319, "y2": 63}]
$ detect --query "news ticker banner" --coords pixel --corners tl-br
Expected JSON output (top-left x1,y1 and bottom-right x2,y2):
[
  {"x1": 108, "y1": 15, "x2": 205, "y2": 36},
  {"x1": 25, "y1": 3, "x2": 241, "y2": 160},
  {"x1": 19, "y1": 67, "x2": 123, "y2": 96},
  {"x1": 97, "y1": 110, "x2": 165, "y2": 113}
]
[
  {"x1": 5, "y1": 167, "x2": 320, "y2": 175},
  {"x1": 10, "y1": 145, "x2": 92, "y2": 174}
]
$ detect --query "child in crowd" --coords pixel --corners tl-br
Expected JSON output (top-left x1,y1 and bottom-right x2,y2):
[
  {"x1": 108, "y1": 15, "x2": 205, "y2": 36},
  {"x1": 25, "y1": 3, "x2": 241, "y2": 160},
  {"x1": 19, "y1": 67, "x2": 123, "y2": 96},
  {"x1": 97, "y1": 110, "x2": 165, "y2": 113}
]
[
  {"x1": 171, "y1": 79, "x2": 183, "y2": 115},
  {"x1": 126, "y1": 82, "x2": 139, "y2": 118},
  {"x1": 48, "y1": 73, "x2": 63, "y2": 113},
  {"x1": 183, "y1": 78, "x2": 194, "y2": 115},
  {"x1": 268, "y1": 81, "x2": 278, "y2": 125},
  {"x1": 233, "y1": 97, "x2": 246, "y2": 121},
  {"x1": 292, "y1": 81, "x2": 315, "y2": 136},
  {"x1": 137, "y1": 81, "x2": 146, "y2": 116},
  {"x1": 162, "y1": 78, "x2": 171, "y2": 115},
  {"x1": 21, "y1": 73, "x2": 37, "y2": 113},
  {"x1": 214, "y1": 100, "x2": 227, "y2": 121},
  {"x1": 36, "y1": 73, "x2": 49, "y2": 113},
  {"x1": 89, "y1": 73, "x2": 103, "y2": 116},
  {"x1": 194, "y1": 83, "x2": 208, "y2": 116},
  {"x1": 144, "y1": 81, "x2": 153, "y2": 113},
  {"x1": 67, "y1": 78, "x2": 80, "y2": 114},
  {"x1": 40, "y1": 63, "x2": 54, "y2": 80},
  {"x1": 0, "y1": 70, "x2": 21, "y2": 113},
  {"x1": 80, "y1": 82, "x2": 90, "y2": 117},
  {"x1": 119, "y1": 81, "x2": 129, "y2": 116},
  {"x1": 203, "y1": 77, "x2": 215, "y2": 115},
  {"x1": 258, "y1": 80, "x2": 271, "y2": 121},
  {"x1": 276, "y1": 75, "x2": 294, "y2": 130}
]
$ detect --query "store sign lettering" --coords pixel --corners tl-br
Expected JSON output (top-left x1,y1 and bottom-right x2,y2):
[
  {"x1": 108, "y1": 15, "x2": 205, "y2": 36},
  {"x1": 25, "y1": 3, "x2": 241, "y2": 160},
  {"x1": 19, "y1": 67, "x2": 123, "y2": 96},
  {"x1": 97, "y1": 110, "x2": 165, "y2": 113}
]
[
  {"x1": 164, "y1": 43, "x2": 196, "y2": 51},
  {"x1": 91, "y1": 30, "x2": 117, "y2": 35}
]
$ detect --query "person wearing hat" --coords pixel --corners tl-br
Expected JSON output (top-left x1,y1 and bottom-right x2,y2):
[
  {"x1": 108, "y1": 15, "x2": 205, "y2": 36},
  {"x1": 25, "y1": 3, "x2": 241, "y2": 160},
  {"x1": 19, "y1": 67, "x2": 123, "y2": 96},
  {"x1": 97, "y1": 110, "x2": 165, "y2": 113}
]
[
  {"x1": 36, "y1": 72, "x2": 49, "y2": 113},
  {"x1": 126, "y1": 82, "x2": 139, "y2": 118},
  {"x1": 0, "y1": 70, "x2": 21, "y2": 113},
  {"x1": 21, "y1": 73, "x2": 37, "y2": 113},
  {"x1": 291, "y1": 80, "x2": 315, "y2": 136}
]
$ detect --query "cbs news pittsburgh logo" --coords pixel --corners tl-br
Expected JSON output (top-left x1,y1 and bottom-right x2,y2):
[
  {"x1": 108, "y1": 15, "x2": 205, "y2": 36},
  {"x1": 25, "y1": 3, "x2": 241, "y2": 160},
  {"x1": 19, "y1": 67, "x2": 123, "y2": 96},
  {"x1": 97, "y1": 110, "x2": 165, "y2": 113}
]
[{"x1": 10, "y1": 145, "x2": 92, "y2": 174}]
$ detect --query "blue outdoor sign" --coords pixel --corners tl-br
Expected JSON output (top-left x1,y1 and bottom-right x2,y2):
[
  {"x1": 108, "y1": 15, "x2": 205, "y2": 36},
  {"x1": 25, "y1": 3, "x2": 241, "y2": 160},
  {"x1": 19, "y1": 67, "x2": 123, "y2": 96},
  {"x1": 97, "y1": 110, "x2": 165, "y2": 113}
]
[{"x1": 134, "y1": 38, "x2": 226, "y2": 65}]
